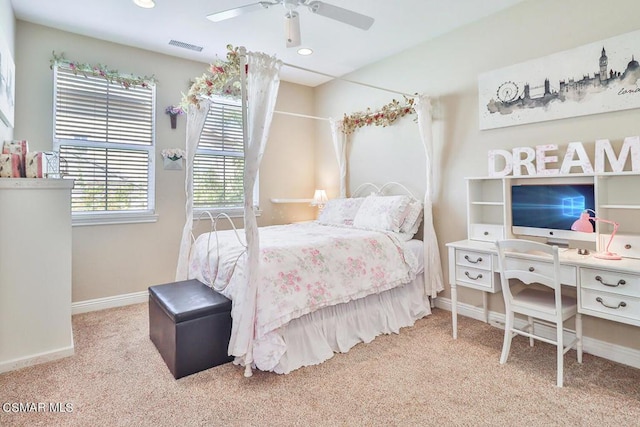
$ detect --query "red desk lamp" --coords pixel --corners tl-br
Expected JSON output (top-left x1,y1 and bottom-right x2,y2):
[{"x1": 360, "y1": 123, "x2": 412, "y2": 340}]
[{"x1": 571, "y1": 209, "x2": 621, "y2": 260}]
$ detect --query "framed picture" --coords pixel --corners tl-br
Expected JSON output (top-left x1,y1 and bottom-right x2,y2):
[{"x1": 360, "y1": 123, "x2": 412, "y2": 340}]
[
  {"x1": 0, "y1": 37, "x2": 15, "y2": 128},
  {"x1": 478, "y1": 29, "x2": 640, "y2": 130}
]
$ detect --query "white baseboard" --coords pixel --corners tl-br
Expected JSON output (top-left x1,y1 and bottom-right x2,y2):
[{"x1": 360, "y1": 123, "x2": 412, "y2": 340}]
[
  {"x1": 434, "y1": 297, "x2": 640, "y2": 370},
  {"x1": 1, "y1": 293, "x2": 148, "y2": 373},
  {"x1": 72, "y1": 290, "x2": 148, "y2": 315},
  {"x1": 0, "y1": 345, "x2": 74, "y2": 374}
]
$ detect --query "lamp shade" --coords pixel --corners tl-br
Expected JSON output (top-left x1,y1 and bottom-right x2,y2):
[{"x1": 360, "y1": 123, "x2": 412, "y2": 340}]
[
  {"x1": 311, "y1": 189, "x2": 328, "y2": 207},
  {"x1": 571, "y1": 211, "x2": 594, "y2": 233}
]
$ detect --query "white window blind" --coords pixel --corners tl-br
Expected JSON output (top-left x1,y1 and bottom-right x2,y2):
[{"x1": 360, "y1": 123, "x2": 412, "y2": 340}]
[
  {"x1": 53, "y1": 67, "x2": 155, "y2": 217},
  {"x1": 58, "y1": 145, "x2": 150, "y2": 211},
  {"x1": 194, "y1": 98, "x2": 246, "y2": 210}
]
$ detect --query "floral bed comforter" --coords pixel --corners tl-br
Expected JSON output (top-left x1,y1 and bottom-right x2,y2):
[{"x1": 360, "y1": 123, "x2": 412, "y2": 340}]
[{"x1": 188, "y1": 222, "x2": 418, "y2": 370}]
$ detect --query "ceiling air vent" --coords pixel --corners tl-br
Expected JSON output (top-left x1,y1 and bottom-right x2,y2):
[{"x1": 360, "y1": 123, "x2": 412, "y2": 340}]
[{"x1": 168, "y1": 40, "x2": 203, "y2": 52}]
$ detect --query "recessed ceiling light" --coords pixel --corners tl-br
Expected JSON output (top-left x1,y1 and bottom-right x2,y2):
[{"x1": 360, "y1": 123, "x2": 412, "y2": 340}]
[
  {"x1": 133, "y1": 0, "x2": 155, "y2": 8},
  {"x1": 297, "y1": 48, "x2": 313, "y2": 56}
]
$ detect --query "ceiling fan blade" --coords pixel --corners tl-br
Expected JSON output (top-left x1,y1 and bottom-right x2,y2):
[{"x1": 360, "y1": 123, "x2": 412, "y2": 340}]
[
  {"x1": 206, "y1": 2, "x2": 278, "y2": 23},
  {"x1": 306, "y1": 1, "x2": 374, "y2": 30},
  {"x1": 285, "y1": 12, "x2": 301, "y2": 48}
]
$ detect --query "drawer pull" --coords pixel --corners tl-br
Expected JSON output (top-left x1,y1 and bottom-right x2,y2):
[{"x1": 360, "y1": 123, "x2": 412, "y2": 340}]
[
  {"x1": 464, "y1": 255, "x2": 483, "y2": 264},
  {"x1": 528, "y1": 267, "x2": 535, "y2": 272},
  {"x1": 595, "y1": 275, "x2": 626, "y2": 287},
  {"x1": 596, "y1": 297, "x2": 627, "y2": 310},
  {"x1": 484, "y1": 231, "x2": 489, "y2": 236},
  {"x1": 625, "y1": 244, "x2": 632, "y2": 250},
  {"x1": 464, "y1": 271, "x2": 483, "y2": 280}
]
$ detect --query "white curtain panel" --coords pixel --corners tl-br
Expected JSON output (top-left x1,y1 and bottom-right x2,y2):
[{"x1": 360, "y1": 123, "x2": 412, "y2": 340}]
[
  {"x1": 228, "y1": 51, "x2": 282, "y2": 372},
  {"x1": 329, "y1": 118, "x2": 348, "y2": 198},
  {"x1": 175, "y1": 99, "x2": 212, "y2": 281},
  {"x1": 414, "y1": 95, "x2": 444, "y2": 299}
]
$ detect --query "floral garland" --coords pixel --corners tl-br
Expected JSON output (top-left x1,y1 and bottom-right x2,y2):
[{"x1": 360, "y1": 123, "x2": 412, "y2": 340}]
[
  {"x1": 342, "y1": 97, "x2": 415, "y2": 135},
  {"x1": 181, "y1": 44, "x2": 243, "y2": 108},
  {"x1": 50, "y1": 51, "x2": 156, "y2": 89}
]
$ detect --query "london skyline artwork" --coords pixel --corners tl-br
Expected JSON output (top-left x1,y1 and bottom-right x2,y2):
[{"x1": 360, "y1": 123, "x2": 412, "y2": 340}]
[{"x1": 478, "y1": 29, "x2": 640, "y2": 130}]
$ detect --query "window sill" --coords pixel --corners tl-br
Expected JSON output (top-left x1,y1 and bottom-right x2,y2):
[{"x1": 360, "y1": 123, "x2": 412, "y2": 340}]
[
  {"x1": 72, "y1": 212, "x2": 159, "y2": 227},
  {"x1": 270, "y1": 198, "x2": 313, "y2": 204}
]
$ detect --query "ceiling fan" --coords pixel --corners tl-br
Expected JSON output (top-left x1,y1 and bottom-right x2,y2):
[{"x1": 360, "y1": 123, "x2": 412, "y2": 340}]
[{"x1": 207, "y1": 0, "x2": 375, "y2": 48}]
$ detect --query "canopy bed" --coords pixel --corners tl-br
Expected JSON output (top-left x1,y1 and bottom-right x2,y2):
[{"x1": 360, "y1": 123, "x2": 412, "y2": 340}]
[{"x1": 175, "y1": 46, "x2": 444, "y2": 376}]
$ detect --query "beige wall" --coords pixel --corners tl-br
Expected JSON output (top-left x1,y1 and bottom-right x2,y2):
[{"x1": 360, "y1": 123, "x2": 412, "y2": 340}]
[
  {"x1": 9, "y1": 0, "x2": 640, "y2": 351},
  {"x1": 14, "y1": 22, "x2": 316, "y2": 302},
  {"x1": 0, "y1": 0, "x2": 14, "y2": 142},
  {"x1": 314, "y1": 0, "x2": 640, "y2": 350}
]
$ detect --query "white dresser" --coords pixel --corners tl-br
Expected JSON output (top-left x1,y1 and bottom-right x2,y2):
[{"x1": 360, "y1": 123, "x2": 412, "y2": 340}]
[{"x1": 0, "y1": 178, "x2": 74, "y2": 372}]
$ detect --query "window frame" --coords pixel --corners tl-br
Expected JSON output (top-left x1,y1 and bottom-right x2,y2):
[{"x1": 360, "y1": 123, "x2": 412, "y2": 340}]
[{"x1": 52, "y1": 66, "x2": 157, "y2": 226}]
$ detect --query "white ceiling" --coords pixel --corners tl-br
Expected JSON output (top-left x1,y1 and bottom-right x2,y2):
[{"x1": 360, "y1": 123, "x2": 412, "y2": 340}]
[{"x1": 10, "y1": 0, "x2": 525, "y2": 86}]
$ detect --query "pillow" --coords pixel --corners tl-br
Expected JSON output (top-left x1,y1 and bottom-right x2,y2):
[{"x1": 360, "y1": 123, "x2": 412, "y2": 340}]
[
  {"x1": 317, "y1": 198, "x2": 364, "y2": 226},
  {"x1": 399, "y1": 199, "x2": 423, "y2": 237},
  {"x1": 353, "y1": 195, "x2": 411, "y2": 232}
]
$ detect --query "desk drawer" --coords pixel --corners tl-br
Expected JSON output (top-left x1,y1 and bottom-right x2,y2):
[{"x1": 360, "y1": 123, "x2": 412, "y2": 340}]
[
  {"x1": 455, "y1": 266, "x2": 493, "y2": 290},
  {"x1": 503, "y1": 257, "x2": 577, "y2": 287},
  {"x1": 580, "y1": 268, "x2": 640, "y2": 298},
  {"x1": 456, "y1": 250, "x2": 492, "y2": 270},
  {"x1": 599, "y1": 234, "x2": 640, "y2": 260},
  {"x1": 469, "y1": 224, "x2": 504, "y2": 242},
  {"x1": 580, "y1": 288, "x2": 640, "y2": 326}
]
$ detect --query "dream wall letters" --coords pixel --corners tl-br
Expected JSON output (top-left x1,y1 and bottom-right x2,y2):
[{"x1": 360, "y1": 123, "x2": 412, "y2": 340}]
[{"x1": 488, "y1": 136, "x2": 640, "y2": 176}]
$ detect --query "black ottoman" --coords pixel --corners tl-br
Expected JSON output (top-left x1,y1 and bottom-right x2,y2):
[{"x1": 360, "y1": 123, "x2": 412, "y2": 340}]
[{"x1": 148, "y1": 279, "x2": 233, "y2": 379}]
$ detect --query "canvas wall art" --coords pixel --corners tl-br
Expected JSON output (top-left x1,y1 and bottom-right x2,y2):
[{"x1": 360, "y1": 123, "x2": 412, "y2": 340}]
[
  {"x1": 479, "y1": 29, "x2": 640, "y2": 130},
  {"x1": 0, "y1": 37, "x2": 15, "y2": 128}
]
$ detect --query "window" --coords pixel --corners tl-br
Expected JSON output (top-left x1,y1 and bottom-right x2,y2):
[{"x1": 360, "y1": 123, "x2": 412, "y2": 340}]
[
  {"x1": 194, "y1": 97, "x2": 253, "y2": 215},
  {"x1": 53, "y1": 66, "x2": 156, "y2": 225}
]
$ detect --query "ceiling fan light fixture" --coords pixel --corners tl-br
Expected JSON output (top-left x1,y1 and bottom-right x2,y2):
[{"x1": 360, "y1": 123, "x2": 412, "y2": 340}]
[
  {"x1": 133, "y1": 0, "x2": 155, "y2": 9},
  {"x1": 285, "y1": 11, "x2": 301, "y2": 48},
  {"x1": 297, "y1": 47, "x2": 313, "y2": 56}
]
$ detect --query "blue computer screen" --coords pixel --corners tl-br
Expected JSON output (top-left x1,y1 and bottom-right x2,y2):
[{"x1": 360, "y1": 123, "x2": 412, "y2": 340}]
[{"x1": 511, "y1": 184, "x2": 595, "y2": 231}]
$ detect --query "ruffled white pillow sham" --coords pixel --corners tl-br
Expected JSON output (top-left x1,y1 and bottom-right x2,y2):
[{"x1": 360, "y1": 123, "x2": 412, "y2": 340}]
[
  {"x1": 353, "y1": 195, "x2": 411, "y2": 233},
  {"x1": 399, "y1": 199, "x2": 423, "y2": 239}
]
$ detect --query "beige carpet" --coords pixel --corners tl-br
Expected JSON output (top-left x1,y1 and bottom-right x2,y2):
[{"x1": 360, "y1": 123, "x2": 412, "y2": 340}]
[{"x1": 1, "y1": 303, "x2": 639, "y2": 427}]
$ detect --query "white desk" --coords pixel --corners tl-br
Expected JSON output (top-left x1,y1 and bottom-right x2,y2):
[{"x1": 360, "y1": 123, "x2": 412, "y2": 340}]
[{"x1": 446, "y1": 239, "x2": 640, "y2": 339}]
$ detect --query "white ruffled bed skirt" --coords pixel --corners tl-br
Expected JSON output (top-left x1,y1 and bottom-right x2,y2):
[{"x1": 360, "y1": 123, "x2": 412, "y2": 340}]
[{"x1": 240, "y1": 274, "x2": 430, "y2": 374}]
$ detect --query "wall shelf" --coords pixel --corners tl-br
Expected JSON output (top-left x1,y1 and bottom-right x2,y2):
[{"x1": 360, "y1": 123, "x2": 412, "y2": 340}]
[
  {"x1": 600, "y1": 204, "x2": 640, "y2": 209},
  {"x1": 270, "y1": 198, "x2": 313, "y2": 204}
]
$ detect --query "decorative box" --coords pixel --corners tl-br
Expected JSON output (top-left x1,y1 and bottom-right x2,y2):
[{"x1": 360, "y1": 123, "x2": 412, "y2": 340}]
[
  {"x1": 2, "y1": 140, "x2": 29, "y2": 177},
  {"x1": 0, "y1": 153, "x2": 22, "y2": 178},
  {"x1": 25, "y1": 152, "x2": 45, "y2": 178}
]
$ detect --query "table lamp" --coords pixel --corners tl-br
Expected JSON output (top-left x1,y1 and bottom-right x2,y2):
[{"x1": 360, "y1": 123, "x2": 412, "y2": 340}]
[
  {"x1": 311, "y1": 189, "x2": 328, "y2": 210},
  {"x1": 570, "y1": 209, "x2": 621, "y2": 260}
]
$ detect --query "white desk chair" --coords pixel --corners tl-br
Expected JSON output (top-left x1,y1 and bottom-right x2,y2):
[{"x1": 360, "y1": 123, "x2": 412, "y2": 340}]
[{"x1": 495, "y1": 239, "x2": 583, "y2": 387}]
